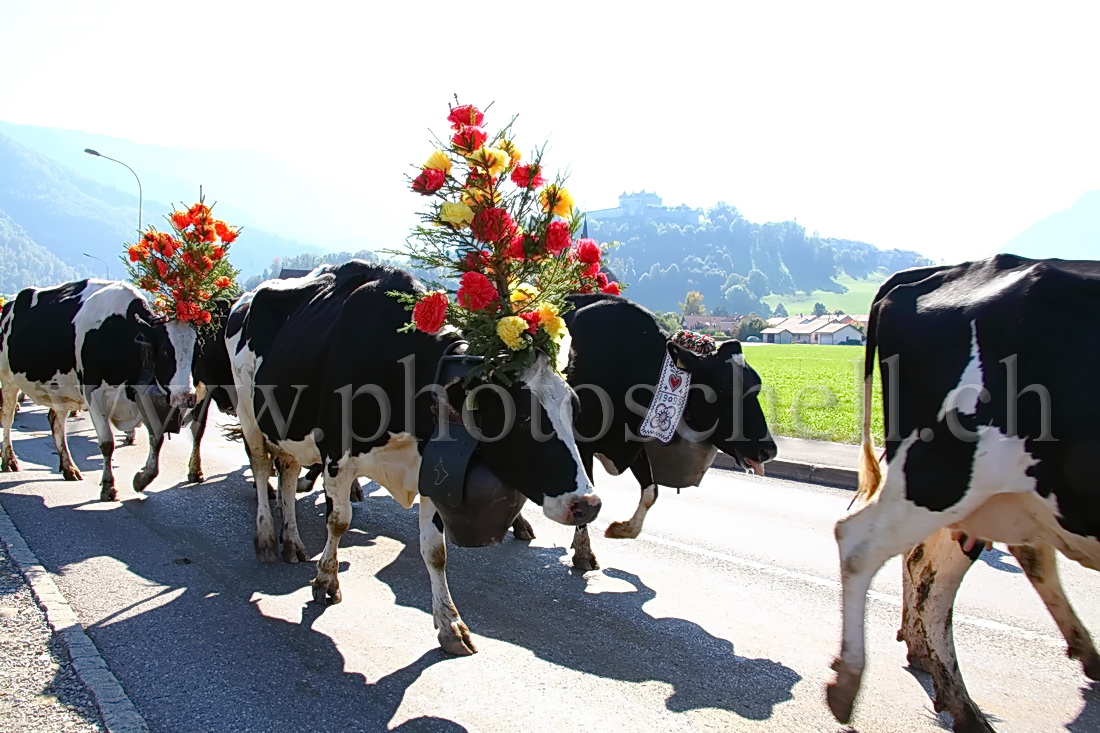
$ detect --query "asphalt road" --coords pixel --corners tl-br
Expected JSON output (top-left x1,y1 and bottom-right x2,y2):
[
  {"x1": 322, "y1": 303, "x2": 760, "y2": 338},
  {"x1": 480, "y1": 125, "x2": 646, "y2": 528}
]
[{"x1": 2, "y1": 404, "x2": 1099, "y2": 732}]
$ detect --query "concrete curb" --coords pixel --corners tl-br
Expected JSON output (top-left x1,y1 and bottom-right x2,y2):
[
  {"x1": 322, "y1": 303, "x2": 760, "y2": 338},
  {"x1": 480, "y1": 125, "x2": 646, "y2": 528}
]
[
  {"x1": 0, "y1": 502, "x2": 149, "y2": 733},
  {"x1": 713, "y1": 453, "x2": 858, "y2": 490}
]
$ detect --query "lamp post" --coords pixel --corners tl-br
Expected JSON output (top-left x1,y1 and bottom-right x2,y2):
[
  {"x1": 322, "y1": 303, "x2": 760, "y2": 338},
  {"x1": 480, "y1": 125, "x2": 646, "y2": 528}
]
[
  {"x1": 83, "y1": 252, "x2": 109, "y2": 280},
  {"x1": 84, "y1": 148, "x2": 143, "y2": 236}
]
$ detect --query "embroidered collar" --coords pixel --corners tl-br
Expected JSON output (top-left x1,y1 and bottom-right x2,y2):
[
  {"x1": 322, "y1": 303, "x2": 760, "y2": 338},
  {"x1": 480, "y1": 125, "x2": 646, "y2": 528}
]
[{"x1": 671, "y1": 329, "x2": 716, "y2": 356}]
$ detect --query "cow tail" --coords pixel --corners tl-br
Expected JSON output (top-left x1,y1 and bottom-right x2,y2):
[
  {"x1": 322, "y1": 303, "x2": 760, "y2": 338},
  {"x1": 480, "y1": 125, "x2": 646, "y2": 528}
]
[{"x1": 855, "y1": 306, "x2": 883, "y2": 505}]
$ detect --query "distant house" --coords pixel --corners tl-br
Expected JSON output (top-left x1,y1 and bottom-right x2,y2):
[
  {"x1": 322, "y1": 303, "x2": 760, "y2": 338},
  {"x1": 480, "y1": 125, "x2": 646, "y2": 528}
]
[
  {"x1": 761, "y1": 314, "x2": 864, "y2": 345},
  {"x1": 681, "y1": 315, "x2": 742, "y2": 333},
  {"x1": 586, "y1": 191, "x2": 703, "y2": 227},
  {"x1": 278, "y1": 268, "x2": 313, "y2": 279}
]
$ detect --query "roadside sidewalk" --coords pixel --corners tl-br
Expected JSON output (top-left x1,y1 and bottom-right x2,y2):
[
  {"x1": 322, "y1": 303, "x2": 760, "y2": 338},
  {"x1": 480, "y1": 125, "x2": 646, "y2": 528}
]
[{"x1": 713, "y1": 436, "x2": 862, "y2": 489}]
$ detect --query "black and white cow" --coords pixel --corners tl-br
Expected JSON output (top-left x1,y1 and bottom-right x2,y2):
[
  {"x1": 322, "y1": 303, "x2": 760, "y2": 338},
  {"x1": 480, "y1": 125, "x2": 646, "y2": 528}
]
[
  {"x1": 516, "y1": 293, "x2": 777, "y2": 570},
  {"x1": 0, "y1": 279, "x2": 198, "y2": 500},
  {"x1": 226, "y1": 261, "x2": 601, "y2": 655},
  {"x1": 828, "y1": 254, "x2": 1100, "y2": 732}
]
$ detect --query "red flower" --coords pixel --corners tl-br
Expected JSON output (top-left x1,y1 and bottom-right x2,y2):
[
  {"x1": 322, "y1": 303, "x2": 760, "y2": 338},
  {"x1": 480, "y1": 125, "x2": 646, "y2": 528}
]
[
  {"x1": 470, "y1": 207, "x2": 516, "y2": 244},
  {"x1": 214, "y1": 220, "x2": 229, "y2": 238},
  {"x1": 581, "y1": 261, "x2": 600, "y2": 279},
  {"x1": 171, "y1": 210, "x2": 193, "y2": 230},
  {"x1": 448, "y1": 104, "x2": 484, "y2": 130},
  {"x1": 412, "y1": 292, "x2": 449, "y2": 334},
  {"x1": 459, "y1": 249, "x2": 492, "y2": 272},
  {"x1": 457, "y1": 271, "x2": 498, "y2": 312},
  {"x1": 602, "y1": 281, "x2": 621, "y2": 296},
  {"x1": 199, "y1": 309, "x2": 212, "y2": 324},
  {"x1": 574, "y1": 238, "x2": 602, "y2": 265},
  {"x1": 412, "y1": 168, "x2": 447, "y2": 195},
  {"x1": 596, "y1": 272, "x2": 609, "y2": 288},
  {"x1": 128, "y1": 244, "x2": 149, "y2": 262},
  {"x1": 156, "y1": 260, "x2": 168, "y2": 278},
  {"x1": 507, "y1": 233, "x2": 530, "y2": 262},
  {"x1": 154, "y1": 233, "x2": 178, "y2": 258},
  {"x1": 545, "y1": 220, "x2": 572, "y2": 256},
  {"x1": 451, "y1": 126, "x2": 487, "y2": 154},
  {"x1": 220, "y1": 229, "x2": 238, "y2": 244},
  {"x1": 211, "y1": 245, "x2": 225, "y2": 261},
  {"x1": 201, "y1": 256, "x2": 214, "y2": 271},
  {"x1": 188, "y1": 202, "x2": 210, "y2": 223},
  {"x1": 193, "y1": 225, "x2": 217, "y2": 243},
  {"x1": 510, "y1": 164, "x2": 545, "y2": 190},
  {"x1": 176, "y1": 300, "x2": 197, "y2": 322},
  {"x1": 518, "y1": 310, "x2": 541, "y2": 335},
  {"x1": 214, "y1": 276, "x2": 232, "y2": 289}
]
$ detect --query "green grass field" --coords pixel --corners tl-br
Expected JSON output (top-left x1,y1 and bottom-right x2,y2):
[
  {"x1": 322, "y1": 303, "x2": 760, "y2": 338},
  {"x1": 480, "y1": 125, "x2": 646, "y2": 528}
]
[
  {"x1": 741, "y1": 343, "x2": 882, "y2": 444},
  {"x1": 761, "y1": 273, "x2": 885, "y2": 316}
]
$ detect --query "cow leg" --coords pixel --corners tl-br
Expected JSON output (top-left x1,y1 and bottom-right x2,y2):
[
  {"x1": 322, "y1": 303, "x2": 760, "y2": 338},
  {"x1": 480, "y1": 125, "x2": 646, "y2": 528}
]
[
  {"x1": 276, "y1": 456, "x2": 308, "y2": 564},
  {"x1": 1, "y1": 380, "x2": 19, "y2": 472},
  {"x1": 895, "y1": 527, "x2": 993, "y2": 732},
  {"x1": 122, "y1": 429, "x2": 137, "y2": 446},
  {"x1": 419, "y1": 496, "x2": 477, "y2": 655},
  {"x1": 1010, "y1": 543, "x2": 1100, "y2": 681},
  {"x1": 828, "y1": 489, "x2": 978, "y2": 728},
  {"x1": 570, "y1": 452, "x2": 599, "y2": 570},
  {"x1": 46, "y1": 408, "x2": 83, "y2": 481},
  {"x1": 246, "y1": 438, "x2": 278, "y2": 562},
  {"x1": 312, "y1": 467, "x2": 354, "y2": 604},
  {"x1": 605, "y1": 456, "x2": 657, "y2": 539},
  {"x1": 187, "y1": 405, "x2": 209, "y2": 483},
  {"x1": 133, "y1": 425, "x2": 164, "y2": 492},
  {"x1": 86, "y1": 403, "x2": 117, "y2": 501},
  {"x1": 511, "y1": 513, "x2": 536, "y2": 541}
]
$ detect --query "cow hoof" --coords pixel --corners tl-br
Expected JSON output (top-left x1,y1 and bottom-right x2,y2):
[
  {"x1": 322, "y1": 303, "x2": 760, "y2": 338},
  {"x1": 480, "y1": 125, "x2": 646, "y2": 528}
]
[
  {"x1": 61, "y1": 466, "x2": 83, "y2": 482},
  {"x1": 254, "y1": 534, "x2": 279, "y2": 563},
  {"x1": 311, "y1": 577, "x2": 341, "y2": 605},
  {"x1": 950, "y1": 705, "x2": 996, "y2": 733},
  {"x1": 188, "y1": 471, "x2": 205, "y2": 484},
  {"x1": 826, "y1": 658, "x2": 861, "y2": 724},
  {"x1": 572, "y1": 551, "x2": 599, "y2": 572},
  {"x1": 350, "y1": 480, "x2": 365, "y2": 503},
  {"x1": 122, "y1": 431, "x2": 137, "y2": 447},
  {"x1": 439, "y1": 622, "x2": 477, "y2": 656},
  {"x1": 133, "y1": 470, "x2": 156, "y2": 492},
  {"x1": 1, "y1": 457, "x2": 18, "y2": 473},
  {"x1": 511, "y1": 516, "x2": 536, "y2": 541},
  {"x1": 99, "y1": 482, "x2": 117, "y2": 502},
  {"x1": 1081, "y1": 652, "x2": 1100, "y2": 681},
  {"x1": 604, "y1": 520, "x2": 641, "y2": 539},
  {"x1": 281, "y1": 540, "x2": 309, "y2": 564}
]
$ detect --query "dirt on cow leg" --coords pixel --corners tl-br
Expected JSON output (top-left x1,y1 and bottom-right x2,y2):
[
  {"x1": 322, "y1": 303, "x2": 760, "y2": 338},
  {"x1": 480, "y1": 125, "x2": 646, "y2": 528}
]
[
  {"x1": 570, "y1": 525, "x2": 599, "y2": 571},
  {"x1": 511, "y1": 514, "x2": 535, "y2": 541},
  {"x1": 99, "y1": 475, "x2": 116, "y2": 502}
]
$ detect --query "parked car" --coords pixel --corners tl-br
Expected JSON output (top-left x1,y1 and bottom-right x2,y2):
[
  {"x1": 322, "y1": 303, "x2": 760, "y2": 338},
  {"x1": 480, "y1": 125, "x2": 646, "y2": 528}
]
[{"x1": 745, "y1": 335, "x2": 761, "y2": 342}]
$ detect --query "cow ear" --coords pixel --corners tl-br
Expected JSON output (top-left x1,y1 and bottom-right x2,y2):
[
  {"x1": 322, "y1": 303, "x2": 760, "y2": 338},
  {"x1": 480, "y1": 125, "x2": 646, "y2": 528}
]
[
  {"x1": 666, "y1": 341, "x2": 702, "y2": 371},
  {"x1": 718, "y1": 340, "x2": 743, "y2": 356}
]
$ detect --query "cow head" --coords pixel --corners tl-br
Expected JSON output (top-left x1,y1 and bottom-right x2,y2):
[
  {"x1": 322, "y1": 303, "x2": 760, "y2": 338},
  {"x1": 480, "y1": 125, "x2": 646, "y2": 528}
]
[
  {"x1": 667, "y1": 339, "x2": 776, "y2": 474},
  {"x1": 452, "y1": 353, "x2": 601, "y2": 527},
  {"x1": 134, "y1": 315, "x2": 198, "y2": 411}
]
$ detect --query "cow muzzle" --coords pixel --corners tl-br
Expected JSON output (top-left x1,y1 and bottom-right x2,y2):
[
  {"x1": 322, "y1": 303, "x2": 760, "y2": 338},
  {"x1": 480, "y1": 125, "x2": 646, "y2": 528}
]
[{"x1": 544, "y1": 492, "x2": 602, "y2": 526}]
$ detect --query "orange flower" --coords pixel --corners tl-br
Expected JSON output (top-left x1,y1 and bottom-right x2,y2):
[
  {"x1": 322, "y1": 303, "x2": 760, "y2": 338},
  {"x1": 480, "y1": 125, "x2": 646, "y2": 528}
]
[
  {"x1": 155, "y1": 259, "x2": 168, "y2": 278},
  {"x1": 214, "y1": 276, "x2": 232, "y2": 289},
  {"x1": 211, "y1": 245, "x2": 225, "y2": 260},
  {"x1": 128, "y1": 244, "x2": 149, "y2": 262},
  {"x1": 199, "y1": 309, "x2": 212, "y2": 324},
  {"x1": 171, "y1": 210, "x2": 192, "y2": 230},
  {"x1": 219, "y1": 229, "x2": 238, "y2": 244},
  {"x1": 214, "y1": 220, "x2": 229, "y2": 238},
  {"x1": 188, "y1": 202, "x2": 210, "y2": 223},
  {"x1": 155, "y1": 233, "x2": 178, "y2": 258},
  {"x1": 201, "y1": 256, "x2": 214, "y2": 271}
]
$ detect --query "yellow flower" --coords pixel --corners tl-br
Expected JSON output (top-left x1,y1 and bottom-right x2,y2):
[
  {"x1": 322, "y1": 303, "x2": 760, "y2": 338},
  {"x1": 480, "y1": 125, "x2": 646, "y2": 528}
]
[
  {"x1": 462, "y1": 189, "x2": 502, "y2": 207},
  {"x1": 542, "y1": 315, "x2": 568, "y2": 341},
  {"x1": 0, "y1": 296, "x2": 6, "y2": 309},
  {"x1": 510, "y1": 283, "x2": 538, "y2": 305},
  {"x1": 424, "y1": 149, "x2": 452, "y2": 175},
  {"x1": 537, "y1": 302, "x2": 559, "y2": 320},
  {"x1": 470, "y1": 146, "x2": 510, "y2": 178},
  {"x1": 497, "y1": 316, "x2": 529, "y2": 350},
  {"x1": 498, "y1": 138, "x2": 521, "y2": 166},
  {"x1": 540, "y1": 185, "x2": 574, "y2": 218},
  {"x1": 439, "y1": 202, "x2": 474, "y2": 228}
]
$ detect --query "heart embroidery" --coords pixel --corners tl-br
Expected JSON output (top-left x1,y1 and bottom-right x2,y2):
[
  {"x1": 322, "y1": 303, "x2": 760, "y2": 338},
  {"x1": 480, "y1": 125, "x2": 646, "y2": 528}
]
[{"x1": 669, "y1": 374, "x2": 683, "y2": 390}]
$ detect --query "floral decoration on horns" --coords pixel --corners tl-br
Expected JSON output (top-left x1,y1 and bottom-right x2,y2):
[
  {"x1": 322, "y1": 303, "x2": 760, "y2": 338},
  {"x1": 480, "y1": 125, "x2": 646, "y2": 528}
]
[
  {"x1": 392, "y1": 100, "x2": 624, "y2": 383},
  {"x1": 124, "y1": 190, "x2": 240, "y2": 326}
]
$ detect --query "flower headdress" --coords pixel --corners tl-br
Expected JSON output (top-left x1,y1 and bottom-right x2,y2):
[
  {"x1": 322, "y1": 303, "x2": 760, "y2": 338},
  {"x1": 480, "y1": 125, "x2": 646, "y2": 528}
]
[
  {"x1": 123, "y1": 191, "x2": 240, "y2": 326},
  {"x1": 393, "y1": 101, "x2": 623, "y2": 384},
  {"x1": 671, "y1": 329, "x2": 717, "y2": 356}
]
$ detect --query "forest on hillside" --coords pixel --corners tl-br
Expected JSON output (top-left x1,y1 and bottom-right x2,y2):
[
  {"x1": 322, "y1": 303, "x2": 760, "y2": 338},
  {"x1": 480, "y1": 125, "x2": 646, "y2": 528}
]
[{"x1": 593, "y1": 202, "x2": 930, "y2": 315}]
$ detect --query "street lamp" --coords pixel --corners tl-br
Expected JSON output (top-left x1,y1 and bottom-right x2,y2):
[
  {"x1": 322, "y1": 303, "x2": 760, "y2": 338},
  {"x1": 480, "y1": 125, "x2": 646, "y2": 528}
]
[
  {"x1": 84, "y1": 148, "x2": 143, "y2": 236},
  {"x1": 83, "y1": 252, "x2": 109, "y2": 280}
]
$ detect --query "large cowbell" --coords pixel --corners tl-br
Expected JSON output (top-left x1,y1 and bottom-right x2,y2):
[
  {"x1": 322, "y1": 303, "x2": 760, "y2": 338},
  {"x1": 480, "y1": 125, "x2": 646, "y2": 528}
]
[{"x1": 418, "y1": 343, "x2": 526, "y2": 547}]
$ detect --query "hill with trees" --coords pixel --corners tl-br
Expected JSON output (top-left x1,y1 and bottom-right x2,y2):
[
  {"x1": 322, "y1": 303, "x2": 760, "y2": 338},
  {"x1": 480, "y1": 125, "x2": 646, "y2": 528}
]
[{"x1": 593, "y1": 202, "x2": 931, "y2": 316}]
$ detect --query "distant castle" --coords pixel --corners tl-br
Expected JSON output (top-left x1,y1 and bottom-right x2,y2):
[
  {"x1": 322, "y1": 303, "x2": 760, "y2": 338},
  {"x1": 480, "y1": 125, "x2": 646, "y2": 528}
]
[{"x1": 586, "y1": 191, "x2": 703, "y2": 226}]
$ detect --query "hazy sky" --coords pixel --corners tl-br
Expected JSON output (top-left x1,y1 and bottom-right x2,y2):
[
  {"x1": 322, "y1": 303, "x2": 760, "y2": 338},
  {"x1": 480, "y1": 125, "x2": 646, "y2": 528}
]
[{"x1": 2, "y1": 1, "x2": 1097, "y2": 263}]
